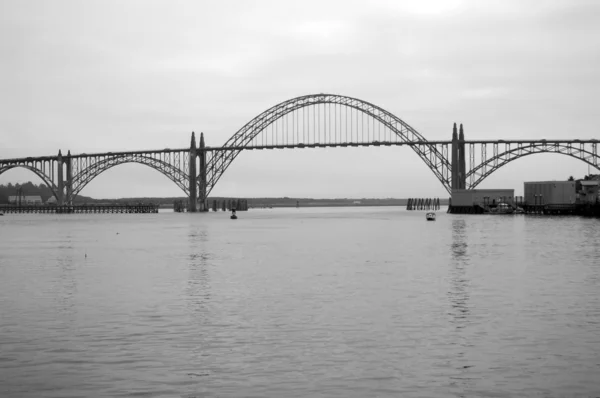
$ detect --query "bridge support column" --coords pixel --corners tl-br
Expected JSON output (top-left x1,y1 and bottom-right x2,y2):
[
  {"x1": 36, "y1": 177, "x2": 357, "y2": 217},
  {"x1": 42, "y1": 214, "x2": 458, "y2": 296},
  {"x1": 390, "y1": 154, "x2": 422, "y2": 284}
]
[
  {"x1": 188, "y1": 132, "x2": 197, "y2": 212},
  {"x1": 57, "y1": 150, "x2": 64, "y2": 206},
  {"x1": 451, "y1": 123, "x2": 459, "y2": 190},
  {"x1": 65, "y1": 150, "x2": 73, "y2": 205},
  {"x1": 451, "y1": 123, "x2": 467, "y2": 190},
  {"x1": 198, "y1": 132, "x2": 208, "y2": 212},
  {"x1": 458, "y1": 124, "x2": 466, "y2": 189}
]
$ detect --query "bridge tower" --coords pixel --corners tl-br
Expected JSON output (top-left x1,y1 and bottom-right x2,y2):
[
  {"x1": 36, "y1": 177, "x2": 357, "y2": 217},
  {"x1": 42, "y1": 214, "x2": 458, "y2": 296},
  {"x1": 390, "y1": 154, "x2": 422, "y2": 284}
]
[
  {"x1": 198, "y1": 132, "x2": 208, "y2": 212},
  {"x1": 189, "y1": 132, "x2": 197, "y2": 212},
  {"x1": 451, "y1": 124, "x2": 459, "y2": 189},
  {"x1": 458, "y1": 124, "x2": 466, "y2": 189},
  {"x1": 451, "y1": 123, "x2": 467, "y2": 190},
  {"x1": 57, "y1": 150, "x2": 64, "y2": 205},
  {"x1": 66, "y1": 150, "x2": 73, "y2": 205}
]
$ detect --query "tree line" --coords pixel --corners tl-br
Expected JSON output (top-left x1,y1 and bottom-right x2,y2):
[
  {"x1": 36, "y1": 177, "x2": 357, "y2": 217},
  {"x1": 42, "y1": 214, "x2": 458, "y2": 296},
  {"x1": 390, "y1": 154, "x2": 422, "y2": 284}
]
[
  {"x1": 0, "y1": 182, "x2": 55, "y2": 204},
  {"x1": 0, "y1": 182, "x2": 95, "y2": 204}
]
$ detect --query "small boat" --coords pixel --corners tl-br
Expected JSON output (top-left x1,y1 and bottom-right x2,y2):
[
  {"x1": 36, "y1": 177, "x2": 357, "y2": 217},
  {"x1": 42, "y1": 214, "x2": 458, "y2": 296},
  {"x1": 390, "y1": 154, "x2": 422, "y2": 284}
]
[
  {"x1": 230, "y1": 214, "x2": 237, "y2": 219},
  {"x1": 486, "y1": 202, "x2": 514, "y2": 215},
  {"x1": 426, "y1": 212, "x2": 436, "y2": 221}
]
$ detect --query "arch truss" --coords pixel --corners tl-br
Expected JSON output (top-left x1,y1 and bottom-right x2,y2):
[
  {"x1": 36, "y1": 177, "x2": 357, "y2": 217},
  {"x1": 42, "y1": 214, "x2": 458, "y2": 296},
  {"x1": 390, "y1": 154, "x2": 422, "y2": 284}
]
[
  {"x1": 204, "y1": 93, "x2": 451, "y2": 196},
  {"x1": 466, "y1": 141, "x2": 599, "y2": 189},
  {"x1": 69, "y1": 150, "x2": 191, "y2": 201},
  {"x1": 0, "y1": 156, "x2": 61, "y2": 198},
  {"x1": 0, "y1": 150, "x2": 192, "y2": 205}
]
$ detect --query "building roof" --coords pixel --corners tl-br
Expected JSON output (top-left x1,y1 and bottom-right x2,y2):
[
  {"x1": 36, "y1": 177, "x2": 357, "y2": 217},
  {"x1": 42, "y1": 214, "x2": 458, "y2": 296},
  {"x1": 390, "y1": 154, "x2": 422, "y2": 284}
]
[{"x1": 524, "y1": 181, "x2": 575, "y2": 184}]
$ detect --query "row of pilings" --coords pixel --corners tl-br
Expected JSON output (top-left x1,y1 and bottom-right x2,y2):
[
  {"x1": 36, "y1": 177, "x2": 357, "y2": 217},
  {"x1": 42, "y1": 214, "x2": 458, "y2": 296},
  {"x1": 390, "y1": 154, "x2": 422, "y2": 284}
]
[
  {"x1": 212, "y1": 199, "x2": 249, "y2": 212},
  {"x1": 174, "y1": 198, "x2": 249, "y2": 213},
  {"x1": 406, "y1": 198, "x2": 441, "y2": 211}
]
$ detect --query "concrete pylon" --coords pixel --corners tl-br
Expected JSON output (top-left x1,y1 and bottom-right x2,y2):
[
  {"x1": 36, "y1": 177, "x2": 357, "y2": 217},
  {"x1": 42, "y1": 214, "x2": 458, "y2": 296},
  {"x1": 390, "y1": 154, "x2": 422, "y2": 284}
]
[
  {"x1": 57, "y1": 150, "x2": 64, "y2": 206},
  {"x1": 188, "y1": 132, "x2": 197, "y2": 212},
  {"x1": 451, "y1": 123, "x2": 458, "y2": 190},
  {"x1": 66, "y1": 150, "x2": 73, "y2": 205},
  {"x1": 198, "y1": 132, "x2": 208, "y2": 212},
  {"x1": 458, "y1": 124, "x2": 466, "y2": 189}
]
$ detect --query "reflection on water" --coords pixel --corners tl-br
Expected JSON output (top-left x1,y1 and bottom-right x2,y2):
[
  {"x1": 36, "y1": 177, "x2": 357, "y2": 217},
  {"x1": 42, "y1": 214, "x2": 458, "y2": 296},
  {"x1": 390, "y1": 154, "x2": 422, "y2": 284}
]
[
  {"x1": 56, "y1": 250, "x2": 78, "y2": 318},
  {"x1": 449, "y1": 219, "x2": 470, "y2": 329},
  {"x1": 447, "y1": 218, "x2": 476, "y2": 394},
  {"x1": 186, "y1": 228, "x2": 211, "y2": 316}
]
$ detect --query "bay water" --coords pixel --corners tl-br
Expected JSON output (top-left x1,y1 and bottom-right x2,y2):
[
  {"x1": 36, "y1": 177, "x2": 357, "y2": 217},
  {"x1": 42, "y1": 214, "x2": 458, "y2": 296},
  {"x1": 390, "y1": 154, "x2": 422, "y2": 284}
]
[{"x1": 1, "y1": 207, "x2": 599, "y2": 397}]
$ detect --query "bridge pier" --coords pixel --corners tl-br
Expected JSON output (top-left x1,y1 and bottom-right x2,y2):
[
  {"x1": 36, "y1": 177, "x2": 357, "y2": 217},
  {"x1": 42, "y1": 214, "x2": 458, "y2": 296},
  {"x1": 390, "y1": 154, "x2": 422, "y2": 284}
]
[
  {"x1": 198, "y1": 132, "x2": 208, "y2": 212},
  {"x1": 451, "y1": 124, "x2": 458, "y2": 190},
  {"x1": 189, "y1": 132, "x2": 197, "y2": 212},
  {"x1": 459, "y1": 124, "x2": 466, "y2": 189},
  {"x1": 451, "y1": 123, "x2": 466, "y2": 190},
  {"x1": 57, "y1": 150, "x2": 64, "y2": 206},
  {"x1": 66, "y1": 150, "x2": 73, "y2": 205}
]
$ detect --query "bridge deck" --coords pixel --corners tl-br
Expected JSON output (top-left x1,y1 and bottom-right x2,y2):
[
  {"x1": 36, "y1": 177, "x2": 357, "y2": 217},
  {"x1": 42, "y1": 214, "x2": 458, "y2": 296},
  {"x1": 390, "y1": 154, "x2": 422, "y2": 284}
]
[{"x1": 1, "y1": 139, "x2": 597, "y2": 163}]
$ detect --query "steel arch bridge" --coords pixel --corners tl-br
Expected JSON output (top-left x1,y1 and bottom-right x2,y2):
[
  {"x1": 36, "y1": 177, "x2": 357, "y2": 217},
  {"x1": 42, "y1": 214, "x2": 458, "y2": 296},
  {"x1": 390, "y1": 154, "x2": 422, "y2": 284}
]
[{"x1": 0, "y1": 93, "x2": 598, "y2": 210}]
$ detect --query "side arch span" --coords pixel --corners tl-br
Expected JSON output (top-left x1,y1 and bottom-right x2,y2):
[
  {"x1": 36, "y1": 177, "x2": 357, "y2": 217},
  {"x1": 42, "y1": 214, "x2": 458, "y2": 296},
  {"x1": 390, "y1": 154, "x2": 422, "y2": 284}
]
[
  {"x1": 468, "y1": 143, "x2": 600, "y2": 189},
  {"x1": 0, "y1": 164, "x2": 59, "y2": 199},
  {"x1": 71, "y1": 154, "x2": 190, "y2": 198},
  {"x1": 205, "y1": 94, "x2": 451, "y2": 195}
]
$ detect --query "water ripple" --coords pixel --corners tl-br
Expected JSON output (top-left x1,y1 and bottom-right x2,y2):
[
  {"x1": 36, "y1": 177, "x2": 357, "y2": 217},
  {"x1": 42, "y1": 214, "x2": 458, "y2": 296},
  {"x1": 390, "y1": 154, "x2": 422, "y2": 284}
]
[{"x1": 1, "y1": 210, "x2": 599, "y2": 397}]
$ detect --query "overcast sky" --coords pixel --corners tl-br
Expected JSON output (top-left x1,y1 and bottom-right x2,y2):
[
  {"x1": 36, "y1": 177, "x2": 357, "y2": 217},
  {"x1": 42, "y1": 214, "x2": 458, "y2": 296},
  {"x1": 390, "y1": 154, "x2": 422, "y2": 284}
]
[{"x1": 1, "y1": 0, "x2": 599, "y2": 199}]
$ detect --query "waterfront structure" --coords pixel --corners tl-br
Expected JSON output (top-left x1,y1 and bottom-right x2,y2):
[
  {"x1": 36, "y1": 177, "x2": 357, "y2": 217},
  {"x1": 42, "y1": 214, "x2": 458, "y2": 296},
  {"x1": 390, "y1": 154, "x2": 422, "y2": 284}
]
[
  {"x1": 0, "y1": 203, "x2": 159, "y2": 214},
  {"x1": 524, "y1": 181, "x2": 577, "y2": 207},
  {"x1": 449, "y1": 189, "x2": 515, "y2": 213},
  {"x1": 579, "y1": 180, "x2": 599, "y2": 204},
  {"x1": 406, "y1": 198, "x2": 441, "y2": 210},
  {"x1": 0, "y1": 94, "x2": 598, "y2": 211},
  {"x1": 518, "y1": 177, "x2": 600, "y2": 215}
]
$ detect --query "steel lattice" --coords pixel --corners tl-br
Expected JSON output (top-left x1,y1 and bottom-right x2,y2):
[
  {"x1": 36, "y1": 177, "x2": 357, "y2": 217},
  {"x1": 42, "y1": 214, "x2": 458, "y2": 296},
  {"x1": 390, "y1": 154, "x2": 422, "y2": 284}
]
[
  {"x1": 205, "y1": 94, "x2": 451, "y2": 196},
  {"x1": 69, "y1": 152, "x2": 190, "y2": 201},
  {"x1": 466, "y1": 141, "x2": 599, "y2": 189},
  {"x1": 1, "y1": 93, "x2": 599, "y2": 203}
]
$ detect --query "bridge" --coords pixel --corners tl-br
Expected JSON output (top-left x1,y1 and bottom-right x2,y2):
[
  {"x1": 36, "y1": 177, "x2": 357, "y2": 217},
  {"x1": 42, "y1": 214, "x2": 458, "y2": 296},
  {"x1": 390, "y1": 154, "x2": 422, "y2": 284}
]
[{"x1": 1, "y1": 94, "x2": 598, "y2": 211}]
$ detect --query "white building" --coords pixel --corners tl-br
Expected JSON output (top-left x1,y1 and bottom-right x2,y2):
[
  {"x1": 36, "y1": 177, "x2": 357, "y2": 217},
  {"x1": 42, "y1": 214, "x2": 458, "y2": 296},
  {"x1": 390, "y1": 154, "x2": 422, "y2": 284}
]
[{"x1": 8, "y1": 195, "x2": 43, "y2": 205}]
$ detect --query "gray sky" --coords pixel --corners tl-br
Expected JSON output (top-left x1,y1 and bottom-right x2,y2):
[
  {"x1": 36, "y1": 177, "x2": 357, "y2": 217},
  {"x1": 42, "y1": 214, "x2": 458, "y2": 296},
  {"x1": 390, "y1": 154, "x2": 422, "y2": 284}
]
[{"x1": 1, "y1": 0, "x2": 599, "y2": 199}]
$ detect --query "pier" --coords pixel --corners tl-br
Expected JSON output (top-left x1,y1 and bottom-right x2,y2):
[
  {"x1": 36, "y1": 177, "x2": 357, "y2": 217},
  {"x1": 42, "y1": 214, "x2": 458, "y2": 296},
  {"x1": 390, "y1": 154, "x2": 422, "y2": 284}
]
[
  {"x1": 406, "y1": 198, "x2": 441, "y2": 211},
  {"x1": 173, "y1": 198, "x2": 249, "y2": 213},
  {"x1": 0, "y1": 204, "x2": 159, "y2": 214}
]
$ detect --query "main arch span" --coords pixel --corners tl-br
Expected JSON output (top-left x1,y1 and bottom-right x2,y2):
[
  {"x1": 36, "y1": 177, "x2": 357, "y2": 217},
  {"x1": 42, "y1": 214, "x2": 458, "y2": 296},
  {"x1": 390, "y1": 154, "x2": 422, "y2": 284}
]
[{"x1": 202, "y1": 93, "x2": 451, "y2": 201}]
